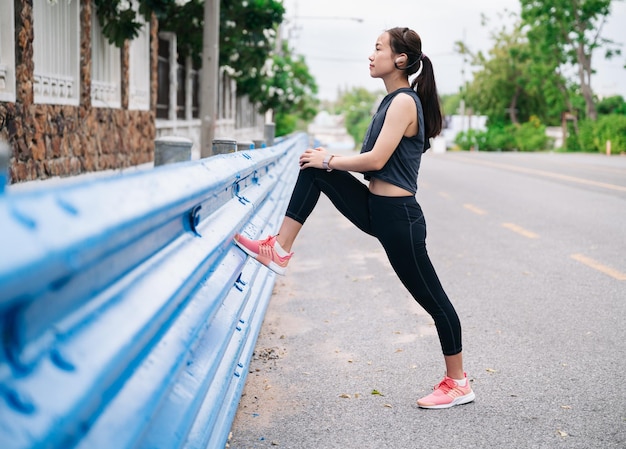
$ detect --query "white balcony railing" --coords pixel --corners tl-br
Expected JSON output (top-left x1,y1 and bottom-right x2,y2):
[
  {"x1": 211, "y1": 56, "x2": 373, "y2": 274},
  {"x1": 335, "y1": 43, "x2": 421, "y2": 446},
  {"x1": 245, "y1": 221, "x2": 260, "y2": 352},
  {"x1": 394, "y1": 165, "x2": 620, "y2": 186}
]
[
  {"x1": 0, "y1": 1, "x2": 16, "y2": 102},
  {"x1": 33, "y1": 0, "x2": 80, "y2": 105},
  {"x1": 129, "y1": 16, "x2": 151, "y2": 111},
  {"x1": 91, "y1": 2, "x2": 121, "y2": 108}
]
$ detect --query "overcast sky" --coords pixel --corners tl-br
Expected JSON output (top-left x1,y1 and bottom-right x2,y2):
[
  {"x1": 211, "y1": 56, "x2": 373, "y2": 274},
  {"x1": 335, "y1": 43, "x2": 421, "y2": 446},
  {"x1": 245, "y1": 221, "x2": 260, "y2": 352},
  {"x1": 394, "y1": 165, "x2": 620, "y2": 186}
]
[{"x1": 281, "y1": 0, "x2": 626, "y2": 102}]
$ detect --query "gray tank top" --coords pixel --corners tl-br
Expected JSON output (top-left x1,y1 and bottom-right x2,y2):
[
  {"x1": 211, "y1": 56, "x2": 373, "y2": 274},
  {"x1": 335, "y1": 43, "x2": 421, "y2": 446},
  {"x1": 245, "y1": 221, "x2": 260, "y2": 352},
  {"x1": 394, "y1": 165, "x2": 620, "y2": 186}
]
[{"x1": 360, "y1": 87, "x2": 428, "y2": 195}]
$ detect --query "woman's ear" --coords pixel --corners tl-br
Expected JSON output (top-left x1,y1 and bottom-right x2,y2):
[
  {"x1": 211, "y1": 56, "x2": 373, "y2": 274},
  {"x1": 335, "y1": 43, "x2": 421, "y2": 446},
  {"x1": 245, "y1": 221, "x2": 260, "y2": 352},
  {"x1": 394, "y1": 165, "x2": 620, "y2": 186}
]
[{"x1": 394, "y1": 54, "x2": 407, "y2": 67}]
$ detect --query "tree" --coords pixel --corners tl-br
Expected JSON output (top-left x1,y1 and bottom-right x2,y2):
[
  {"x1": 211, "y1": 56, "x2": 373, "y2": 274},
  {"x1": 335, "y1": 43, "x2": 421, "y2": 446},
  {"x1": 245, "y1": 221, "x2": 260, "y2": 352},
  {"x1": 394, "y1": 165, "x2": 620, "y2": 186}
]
[
  {"x1": 597, "y1": 95, "x2": 626, "y2": 114},
  {"x1": 520, "y1": 0, "x2": 621, "y2": 121},
  {"x1": 457, "y1": 15, "x2": 565, "y2": 126},
  {"x1": 335, "y1": 88, "x2": 382, "y2": 146},
  {"x1": 255, "y1": 42, "x2": 319, "y2": 135},
  {"x1": 440, "y1": 93, "x2": 463, "y2": 117},
  {"x1": 93, "y1": 0, "x2": 319, "y2": 120},
  {"x1": 93, "y1": 0, "x2": 172, "y2": 47}
]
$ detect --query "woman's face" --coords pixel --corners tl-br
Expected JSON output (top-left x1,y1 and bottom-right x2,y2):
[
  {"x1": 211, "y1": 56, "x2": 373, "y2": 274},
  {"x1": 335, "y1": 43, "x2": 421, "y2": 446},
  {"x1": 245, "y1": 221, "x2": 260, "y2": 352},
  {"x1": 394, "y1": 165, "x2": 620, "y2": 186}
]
[{"x1": 368, "y1": 32, "x2": 395, "y2": 79}]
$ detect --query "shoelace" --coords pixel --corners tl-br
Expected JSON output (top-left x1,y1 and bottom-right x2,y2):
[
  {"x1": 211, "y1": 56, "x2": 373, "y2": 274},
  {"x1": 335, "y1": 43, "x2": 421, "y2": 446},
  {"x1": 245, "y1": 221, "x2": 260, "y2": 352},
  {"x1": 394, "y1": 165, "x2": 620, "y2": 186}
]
[
  {"x1": 259, "y1": 235, "x2": 276, "y2": 246},
  {"x1": 433, "y1": 377, "x2": 457, "y2": 393}
]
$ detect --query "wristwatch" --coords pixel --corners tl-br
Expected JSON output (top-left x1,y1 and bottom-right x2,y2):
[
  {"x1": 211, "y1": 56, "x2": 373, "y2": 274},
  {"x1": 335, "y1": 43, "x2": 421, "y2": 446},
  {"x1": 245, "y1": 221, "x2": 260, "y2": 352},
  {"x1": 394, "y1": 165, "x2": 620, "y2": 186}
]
[{"x1": 322, "y1": 154, "x2": 334, "y2": 172}]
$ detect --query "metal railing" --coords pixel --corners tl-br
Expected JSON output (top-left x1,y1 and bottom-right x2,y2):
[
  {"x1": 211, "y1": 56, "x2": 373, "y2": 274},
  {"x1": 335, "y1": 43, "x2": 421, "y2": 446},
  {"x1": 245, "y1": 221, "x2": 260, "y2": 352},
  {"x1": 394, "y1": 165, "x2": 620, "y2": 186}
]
[{"x1": 0, "y1": 133, "x2": 306, "y2": 448}]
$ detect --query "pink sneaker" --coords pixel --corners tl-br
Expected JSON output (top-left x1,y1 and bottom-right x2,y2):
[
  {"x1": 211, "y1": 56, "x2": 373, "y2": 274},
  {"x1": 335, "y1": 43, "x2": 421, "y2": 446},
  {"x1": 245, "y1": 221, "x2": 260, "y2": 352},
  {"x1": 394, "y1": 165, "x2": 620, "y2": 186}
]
[
  {"x1": 417, "y1": 373, "x2": 475, "y2": 409},
  {"x1": 233, "y1": 234, "x2": 293, "y2": 275}
]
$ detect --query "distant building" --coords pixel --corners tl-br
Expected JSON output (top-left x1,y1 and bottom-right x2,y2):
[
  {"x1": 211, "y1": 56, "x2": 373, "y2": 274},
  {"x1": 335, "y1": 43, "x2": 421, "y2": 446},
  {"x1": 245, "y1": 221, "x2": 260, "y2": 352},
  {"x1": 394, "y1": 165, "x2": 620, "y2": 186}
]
[
  {"x1": 441, "y1": 114, "x2": 488, "y2": 149},
  {"x1": 307, "y1": 111, "x2": 355, "y2": 151}
]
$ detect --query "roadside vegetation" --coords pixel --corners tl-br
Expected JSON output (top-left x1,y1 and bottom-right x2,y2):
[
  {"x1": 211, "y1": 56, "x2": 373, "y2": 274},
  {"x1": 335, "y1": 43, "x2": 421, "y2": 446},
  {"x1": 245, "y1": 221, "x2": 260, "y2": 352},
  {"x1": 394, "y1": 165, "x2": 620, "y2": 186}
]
[
  {"x1": 90, "y1": 1, "x2": 623, "y2": 151},
  {"x1": 453, "y1": 0, "x2": 625, "y2": 153},
  {"x1": 92, "y1": 0, "x2": 318, "y2": 137}
]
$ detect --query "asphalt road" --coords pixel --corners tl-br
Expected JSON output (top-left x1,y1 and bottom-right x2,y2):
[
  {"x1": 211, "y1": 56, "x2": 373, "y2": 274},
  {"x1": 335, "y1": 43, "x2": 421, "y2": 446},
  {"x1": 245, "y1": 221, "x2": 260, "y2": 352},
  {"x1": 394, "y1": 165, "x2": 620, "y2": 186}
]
[{"x1": 228, "y1": 150, "x2": 626, "y2": 449}]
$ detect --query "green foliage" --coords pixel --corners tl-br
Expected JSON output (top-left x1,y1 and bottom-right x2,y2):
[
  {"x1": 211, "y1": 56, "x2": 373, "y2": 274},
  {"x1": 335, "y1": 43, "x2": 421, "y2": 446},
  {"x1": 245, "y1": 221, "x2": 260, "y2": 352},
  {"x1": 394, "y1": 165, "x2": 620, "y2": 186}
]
[
  {"x1": 91, "y1": 0, "x2": 319, "y2": 125},
  {"x1": 454, "y1": 129, "x2": 487, "y2": 151},
  {"x1": 93, "y1": 0, "x2": 171, "y2": 47},
  {"x1": 458, "y1": 16, "x2": 567, "y2": 127},
  {"x1": 519, "y1": 0, "x2": 619, "y2": 120},
  {"x1": 275, "y1": 113, "x2": 297, "y2": 137},
  {"x1": 597, "y1": 95, "x2": 626, "y2": 115},
  {"x1": 571, "y1": 114, "x2": 626, "y2": 153},
  {"x1": 514, "y1": 116, "x2": 549, "y2": 151},
  {"x1": 455, "y1": 117, "x2": 550, "y2": 152},
  {"x1": 255, "y1": 42, "x2": 318, "y2": 120},
  {"x1": 440, "y1": 93, "x2": 462, "y2": 116},
  {"x1": 457, "y1": 2, "x2": 621, "y2": 137},
  {"x1": 335, "y1": 88, "x2": 381, "y2": 146},
  {"x1": 219, "y1": 0, "x2": 285, "y2": 78},
  {"x1": 485, "y1": 125, "x2": 517, "y2": 150}
]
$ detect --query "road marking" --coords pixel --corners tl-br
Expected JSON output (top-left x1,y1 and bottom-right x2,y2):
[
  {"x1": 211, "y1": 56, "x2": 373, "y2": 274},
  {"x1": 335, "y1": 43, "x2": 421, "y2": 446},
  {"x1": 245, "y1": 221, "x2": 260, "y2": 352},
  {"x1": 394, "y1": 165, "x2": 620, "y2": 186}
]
[
  {"x1": 439, "y1": 191, "x2": 451, "y2": 199},
  {"x1": 463, "y1": 203, "x2": 487, "y2": 215},
  {"x1": 502, "y1": 222, "x2": 539, "y2": 239},
  {"x1": 454, "y1": 157, "x2": 626, "y2": 193},
  {"x1": 571, "y1": 254, "x2": 626, "y2": 281}
]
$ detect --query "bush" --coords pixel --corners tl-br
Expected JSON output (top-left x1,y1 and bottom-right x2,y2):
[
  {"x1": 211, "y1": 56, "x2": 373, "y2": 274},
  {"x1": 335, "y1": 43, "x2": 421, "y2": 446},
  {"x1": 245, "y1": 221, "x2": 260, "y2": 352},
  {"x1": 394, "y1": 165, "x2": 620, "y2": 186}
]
[
  {"x1": 568, "y1": 114, "x2": 626, "y2": 153},
  {"x1": 275, "y1": 113, "x2": 298, "y2": 137},
  {"x1": 455, "y1": 129, "x2": 487, "y2": 151},
  {"x1": 575, "y1": 119, "x2": 595, "y2": 152},
  {"x1": 594, "y1": 114, "x2": 626, "y2": 154},
  {"x1": 485, "y1": 124, "x2": 517, "y2": 151},
  {"x1": 456, "y1": 117, "x2": 549, "y2": 152},
  {"x1": 514, "y1": 116, "x2": 549, "y2": 151}
]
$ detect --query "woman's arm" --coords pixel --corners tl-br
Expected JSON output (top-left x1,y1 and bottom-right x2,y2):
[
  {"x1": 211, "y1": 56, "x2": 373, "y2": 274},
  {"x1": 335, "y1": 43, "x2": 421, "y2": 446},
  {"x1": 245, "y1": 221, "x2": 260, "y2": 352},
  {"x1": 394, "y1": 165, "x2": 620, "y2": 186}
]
[{"x1": 299, "y1": 93, "x2": 417, "y2": 172}]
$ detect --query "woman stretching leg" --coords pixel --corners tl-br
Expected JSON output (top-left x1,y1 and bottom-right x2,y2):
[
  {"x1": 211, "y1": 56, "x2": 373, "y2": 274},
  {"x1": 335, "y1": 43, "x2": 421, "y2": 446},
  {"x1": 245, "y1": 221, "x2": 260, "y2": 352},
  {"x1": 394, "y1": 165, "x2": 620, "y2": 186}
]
[{"x1": 235, "y1": 26, "x2": 474, "y2": 409}]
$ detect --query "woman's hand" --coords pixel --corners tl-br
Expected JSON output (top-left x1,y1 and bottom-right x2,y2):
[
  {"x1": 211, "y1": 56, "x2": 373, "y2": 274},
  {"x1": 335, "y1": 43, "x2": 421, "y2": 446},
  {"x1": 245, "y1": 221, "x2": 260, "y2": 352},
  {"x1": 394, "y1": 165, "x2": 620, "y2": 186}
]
[{"x1": 299, "y1": 147, "x2": 329, "y2": 170}]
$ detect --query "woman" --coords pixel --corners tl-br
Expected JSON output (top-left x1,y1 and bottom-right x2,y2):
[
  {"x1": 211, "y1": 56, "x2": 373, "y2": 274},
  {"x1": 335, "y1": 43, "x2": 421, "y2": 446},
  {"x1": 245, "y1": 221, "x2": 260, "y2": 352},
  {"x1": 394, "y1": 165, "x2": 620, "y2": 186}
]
[{"x1": 235, "y1": 27, "x2": 475, "y2": 409}]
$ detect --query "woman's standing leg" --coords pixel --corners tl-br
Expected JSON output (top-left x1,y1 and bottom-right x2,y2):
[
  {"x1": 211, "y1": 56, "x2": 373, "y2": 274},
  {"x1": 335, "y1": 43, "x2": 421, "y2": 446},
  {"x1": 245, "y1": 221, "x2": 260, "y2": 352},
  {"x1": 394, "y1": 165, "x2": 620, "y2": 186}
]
[{"x1": 369, "y1": 194, "x2": 474, "y2": 408}]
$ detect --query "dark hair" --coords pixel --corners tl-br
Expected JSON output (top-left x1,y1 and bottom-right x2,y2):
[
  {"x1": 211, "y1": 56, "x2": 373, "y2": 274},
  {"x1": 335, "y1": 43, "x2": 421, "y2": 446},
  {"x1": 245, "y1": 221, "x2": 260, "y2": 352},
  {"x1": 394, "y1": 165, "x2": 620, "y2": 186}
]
[{"x1": 386, "y1": 27, "x2": 443, "y2": 140}]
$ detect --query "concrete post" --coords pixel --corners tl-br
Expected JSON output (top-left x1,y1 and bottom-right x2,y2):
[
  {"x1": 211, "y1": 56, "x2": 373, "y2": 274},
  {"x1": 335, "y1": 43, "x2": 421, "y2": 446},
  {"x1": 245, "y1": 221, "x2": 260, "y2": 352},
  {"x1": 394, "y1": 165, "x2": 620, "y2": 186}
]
[
  {"x1": 200, "y1": 0, "x2": 220, "y2": 158},
  {"x1": 154, "y1": 136, "x2": 193, "y2": 166},
  {"x1": 212, "y1": 138, "x2": 237, "y2": 154},
  {"x1": 0, "y1": 140, "x2": 9, "y2": 193},
  {"x1": 237, "y1": 141, "x2": 255, "y2": 152},
  {"x1": 264, "y1": 123, "x2": 275, "y2": 147}
]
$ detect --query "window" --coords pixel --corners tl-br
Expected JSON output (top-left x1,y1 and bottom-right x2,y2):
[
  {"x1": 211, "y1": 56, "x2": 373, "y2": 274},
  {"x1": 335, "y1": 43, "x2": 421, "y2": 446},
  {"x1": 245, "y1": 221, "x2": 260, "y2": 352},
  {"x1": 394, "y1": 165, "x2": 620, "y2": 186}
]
[
  {"x1": 156, "y1": 34, "x2": 200, "y2": 122},
  {"x1": 33, "y1": 0, "x2": 81, "y2": 105},
  {"x1": 176, "y1": 53, "x2": 186, "y2": 119},
  {"x1": 156, "y1": 35, "x2": 171, "y2": 119}
]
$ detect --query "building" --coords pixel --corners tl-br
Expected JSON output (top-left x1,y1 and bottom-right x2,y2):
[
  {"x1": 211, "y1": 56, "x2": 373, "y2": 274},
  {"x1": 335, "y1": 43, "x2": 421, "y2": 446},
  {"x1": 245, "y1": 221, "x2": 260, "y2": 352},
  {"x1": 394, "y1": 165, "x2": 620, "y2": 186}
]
[{"x1": 0, "y1": 0, "x2": 264, "y2": 184}]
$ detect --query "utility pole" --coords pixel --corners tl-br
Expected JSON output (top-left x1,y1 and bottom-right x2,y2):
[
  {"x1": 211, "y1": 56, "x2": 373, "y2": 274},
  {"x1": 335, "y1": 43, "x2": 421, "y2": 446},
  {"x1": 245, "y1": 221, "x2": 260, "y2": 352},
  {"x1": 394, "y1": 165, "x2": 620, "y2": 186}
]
[{"x1": 200, "y1": 0, "x2": 220, "y2": 158}]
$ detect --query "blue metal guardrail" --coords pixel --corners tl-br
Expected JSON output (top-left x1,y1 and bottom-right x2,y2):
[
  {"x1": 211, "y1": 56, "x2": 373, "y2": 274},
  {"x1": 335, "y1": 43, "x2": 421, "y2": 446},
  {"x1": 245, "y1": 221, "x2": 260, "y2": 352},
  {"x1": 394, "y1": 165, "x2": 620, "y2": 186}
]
[{"x1": 0, "y1": 133, "x2": 307, "y2": 449}]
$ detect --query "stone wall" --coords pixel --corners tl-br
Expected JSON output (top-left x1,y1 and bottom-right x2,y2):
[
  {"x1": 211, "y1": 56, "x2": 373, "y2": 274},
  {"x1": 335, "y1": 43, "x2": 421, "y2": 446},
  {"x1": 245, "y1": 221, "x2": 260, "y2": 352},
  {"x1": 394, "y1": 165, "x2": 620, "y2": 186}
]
[{"x1": 0, "y1": 0, "x2": 157, "y2": 184}]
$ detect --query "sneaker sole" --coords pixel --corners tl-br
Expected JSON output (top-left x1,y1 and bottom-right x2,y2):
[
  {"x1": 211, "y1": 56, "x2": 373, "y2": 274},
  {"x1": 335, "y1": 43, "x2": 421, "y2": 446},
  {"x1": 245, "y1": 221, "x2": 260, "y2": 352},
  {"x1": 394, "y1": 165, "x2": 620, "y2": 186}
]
[
  {"x1": 418, "y1": 391, "x2": 476, "y2": 409},
  {"x1": 234, "y1": 238, "x2": 287, "y2": 276}
]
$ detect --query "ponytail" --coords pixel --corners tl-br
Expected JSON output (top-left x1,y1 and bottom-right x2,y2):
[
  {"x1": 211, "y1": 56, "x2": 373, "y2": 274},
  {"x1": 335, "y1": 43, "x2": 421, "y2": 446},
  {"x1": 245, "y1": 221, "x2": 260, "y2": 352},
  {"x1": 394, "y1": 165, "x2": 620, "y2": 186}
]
[
  {"x1": 411, "y1": 55, "x2": 443, "y2": 140},
  {"x1": 386, "y1": 27, "x2": 443, "y2": 143}
]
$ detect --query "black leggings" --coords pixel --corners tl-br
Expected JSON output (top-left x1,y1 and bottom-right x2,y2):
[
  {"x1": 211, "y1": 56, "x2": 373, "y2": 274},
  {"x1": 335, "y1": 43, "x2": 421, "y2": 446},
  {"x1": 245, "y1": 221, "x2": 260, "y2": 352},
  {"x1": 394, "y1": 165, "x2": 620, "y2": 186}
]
[{"x1": 286, "y1": 168, "x2": 462, "y2": 356}]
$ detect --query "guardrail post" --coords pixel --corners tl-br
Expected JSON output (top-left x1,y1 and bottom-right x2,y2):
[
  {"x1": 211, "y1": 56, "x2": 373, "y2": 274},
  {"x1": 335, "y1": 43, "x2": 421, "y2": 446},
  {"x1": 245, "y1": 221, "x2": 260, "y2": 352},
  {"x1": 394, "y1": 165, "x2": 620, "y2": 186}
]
[
  {"x1": 0, "y1": 139, "x2": 9, "y2": 193},
  {"x1": 154, "y1": 136, "x2": 193, "y2": 166},
  {"x1": 237, "y1": 140, "x2": 254, "y2": 152},
  {"x1": 212, "y1": 138, "x2": 237, "y2": 154},
  {"x1": 264, "y1": 122, "x2": 275, "y2": 147}
]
